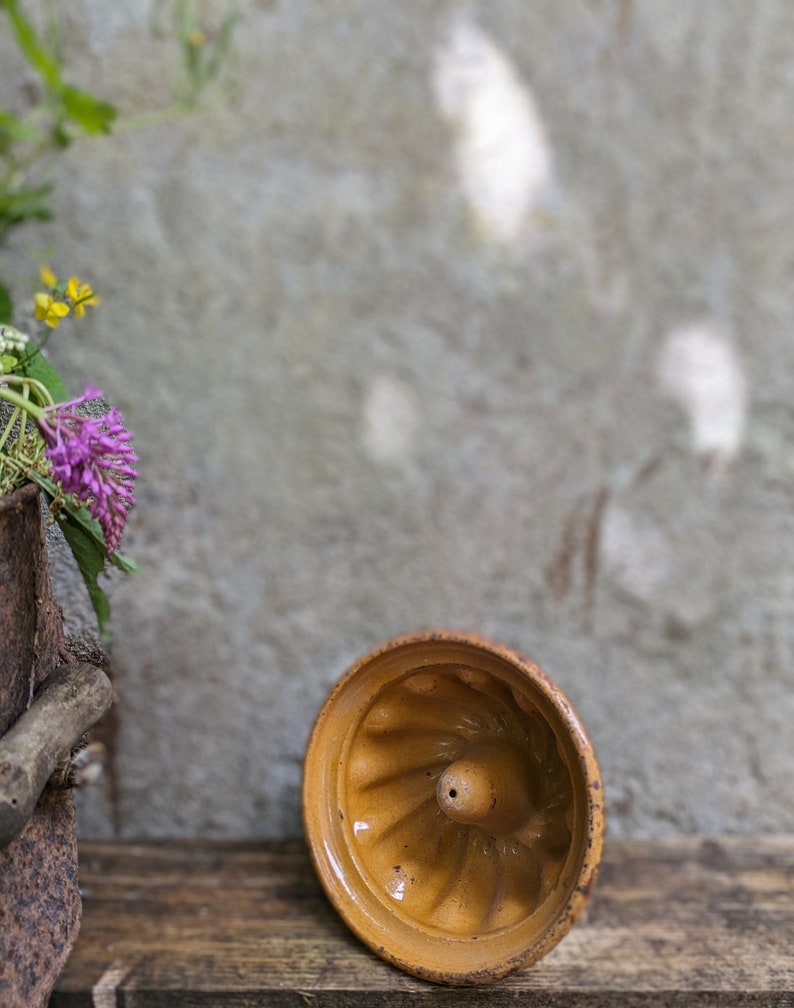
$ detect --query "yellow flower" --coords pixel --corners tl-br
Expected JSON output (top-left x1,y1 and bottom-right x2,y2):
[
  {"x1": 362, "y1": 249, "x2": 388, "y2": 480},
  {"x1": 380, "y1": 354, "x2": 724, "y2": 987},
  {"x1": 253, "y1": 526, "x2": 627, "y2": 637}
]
[
  {"x1": 39, "y1": 264, "x2": 58, "y2": 289},
  {"x1": 34, "y1": 292, "x2": 70, "y2": 328},
  {"x1": 66, "y1": 276, "x2": 100, "y2": 318}
]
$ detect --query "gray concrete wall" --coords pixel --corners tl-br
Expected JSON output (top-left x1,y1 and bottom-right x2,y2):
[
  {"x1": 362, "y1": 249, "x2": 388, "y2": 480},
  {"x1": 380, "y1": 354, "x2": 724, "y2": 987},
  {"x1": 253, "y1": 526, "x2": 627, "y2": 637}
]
[{"x1": 3, "y1": 1, "x2": 794, "y2": 839}]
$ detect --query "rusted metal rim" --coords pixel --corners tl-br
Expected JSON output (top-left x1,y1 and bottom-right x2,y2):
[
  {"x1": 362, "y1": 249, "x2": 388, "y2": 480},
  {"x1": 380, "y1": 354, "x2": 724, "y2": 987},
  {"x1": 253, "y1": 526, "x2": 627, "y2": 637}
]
[{"x1": 0, "y1": 480, "x2": 38, "y2": 513}]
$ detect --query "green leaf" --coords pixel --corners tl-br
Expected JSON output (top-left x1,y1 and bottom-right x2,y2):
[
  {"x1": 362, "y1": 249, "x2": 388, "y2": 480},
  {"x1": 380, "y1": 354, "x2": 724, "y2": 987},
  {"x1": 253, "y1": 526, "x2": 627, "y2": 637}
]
[
  {"x1": 0, "y1": 281, "x2": 12, "y2": 323},
  {"x1": 110, "y1": 549, "x2": 138, "y2": 574},
  {"x1": 26, "y1": 471, "x2": 137, "y2": 638},
  {"x1": 0, "y1": 182, "x2": 55, "y2": 229},
  {"x1": 27, "y1": 471, "x2": 111, "y2": 635},
  {"x1": 3, "y1": 0, "x2": 62, "y2": 93},
  {"x1": 58, "y1": 510, "x2": 112, "y2": 636},
  {"x1": 61, "y1": 85, "x2": 117, "y2": 135},
  {"x1": 18, "y1": 342, "x2": 69, "y2": 401}
]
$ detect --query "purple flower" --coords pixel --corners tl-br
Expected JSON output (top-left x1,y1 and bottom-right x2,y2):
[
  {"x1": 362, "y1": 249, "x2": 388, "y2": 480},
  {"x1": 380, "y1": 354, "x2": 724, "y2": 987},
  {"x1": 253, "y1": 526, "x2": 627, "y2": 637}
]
[{"x1": 38, "y1": 386, "x2": 138, "y2": 556}]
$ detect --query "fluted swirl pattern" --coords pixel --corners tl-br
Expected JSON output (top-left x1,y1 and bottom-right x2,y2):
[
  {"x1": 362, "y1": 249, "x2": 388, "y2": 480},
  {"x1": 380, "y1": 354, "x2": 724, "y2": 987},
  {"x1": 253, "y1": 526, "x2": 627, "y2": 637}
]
[{"x1": 344, "y1": 663, "x2": 574, "y2": 937}]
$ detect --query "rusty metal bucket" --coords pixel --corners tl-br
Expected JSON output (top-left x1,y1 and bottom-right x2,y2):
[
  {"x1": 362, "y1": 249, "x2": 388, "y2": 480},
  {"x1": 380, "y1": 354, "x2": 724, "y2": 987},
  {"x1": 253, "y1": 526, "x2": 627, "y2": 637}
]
[{"x1": 0, "y1": 483, "x2": 81, "y2": 1008}]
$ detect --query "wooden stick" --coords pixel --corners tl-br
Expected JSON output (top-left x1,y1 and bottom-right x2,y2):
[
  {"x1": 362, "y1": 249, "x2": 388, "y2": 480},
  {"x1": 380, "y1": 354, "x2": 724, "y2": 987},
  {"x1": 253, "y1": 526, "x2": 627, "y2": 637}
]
[{"x1": 0, "y1": 662, "x2": 112, "y2": 847}]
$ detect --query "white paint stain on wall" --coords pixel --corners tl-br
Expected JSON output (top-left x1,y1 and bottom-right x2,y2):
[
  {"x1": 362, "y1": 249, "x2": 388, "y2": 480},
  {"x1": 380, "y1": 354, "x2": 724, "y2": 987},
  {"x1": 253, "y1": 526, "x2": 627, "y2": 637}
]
[
  {"x1": 362, "y1": 375, "x2": 420, "y2": 465},
  {"x1": 657, "y1": 323, "x2": 747, "y2": 472},
  {"x1": 432, "y1": 16, "x2": 553, "y2": 246}
]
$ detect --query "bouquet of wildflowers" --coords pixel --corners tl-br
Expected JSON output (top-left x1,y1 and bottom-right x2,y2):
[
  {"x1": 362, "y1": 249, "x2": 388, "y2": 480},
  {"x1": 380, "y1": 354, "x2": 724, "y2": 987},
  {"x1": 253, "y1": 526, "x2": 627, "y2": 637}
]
[
  {"x1": 0, "y1": 267, "x2": 137, "y2": 637},
  {"x1": 0, "y1": 1, "x2": 236, "y2": 636}
]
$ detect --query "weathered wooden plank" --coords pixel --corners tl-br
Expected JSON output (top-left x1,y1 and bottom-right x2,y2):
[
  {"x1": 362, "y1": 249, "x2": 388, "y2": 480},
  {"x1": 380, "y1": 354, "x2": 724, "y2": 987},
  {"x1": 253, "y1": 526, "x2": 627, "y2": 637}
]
[{"x1": 50, "y1": 837, "x2": 794, "y2": 1007}]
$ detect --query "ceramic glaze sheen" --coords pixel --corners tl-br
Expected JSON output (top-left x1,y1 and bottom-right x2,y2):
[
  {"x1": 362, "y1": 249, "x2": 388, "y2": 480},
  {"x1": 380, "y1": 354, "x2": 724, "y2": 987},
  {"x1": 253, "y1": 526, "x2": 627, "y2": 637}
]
[{"x1": 302, "y1": 630, "x2": 604, "y2": 986}]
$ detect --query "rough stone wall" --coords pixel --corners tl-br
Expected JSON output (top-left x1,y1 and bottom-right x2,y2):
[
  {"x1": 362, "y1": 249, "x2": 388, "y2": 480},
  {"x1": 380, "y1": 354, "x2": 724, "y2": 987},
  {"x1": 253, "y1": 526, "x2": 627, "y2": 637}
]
[{"x1": 2, "y1": 1, "x2": 793, "y2": 838}]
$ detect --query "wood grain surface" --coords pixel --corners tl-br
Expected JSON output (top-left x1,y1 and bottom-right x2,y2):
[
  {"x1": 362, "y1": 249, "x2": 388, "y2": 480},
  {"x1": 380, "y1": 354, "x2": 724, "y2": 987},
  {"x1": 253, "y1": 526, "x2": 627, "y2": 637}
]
[{"x1": 50, "y1": 836, "x2": 794, "y2": 1007}]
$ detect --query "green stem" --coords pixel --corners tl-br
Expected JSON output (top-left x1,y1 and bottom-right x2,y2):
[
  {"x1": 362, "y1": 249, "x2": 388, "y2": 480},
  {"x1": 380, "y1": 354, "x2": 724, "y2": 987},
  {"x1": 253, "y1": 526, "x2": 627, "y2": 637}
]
[
  {"x1": 111, "y1": 102, "x2": 197, "y2": 134},
  {"x1": 0, "y1": 382, "x2": 49, "y2": 420},
  {"x1": 0, "y1": 402, "x2": 21, "y2": 454},
  {"x1": 3, "y1": 374, "x2": 54, "y2": 405}
]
